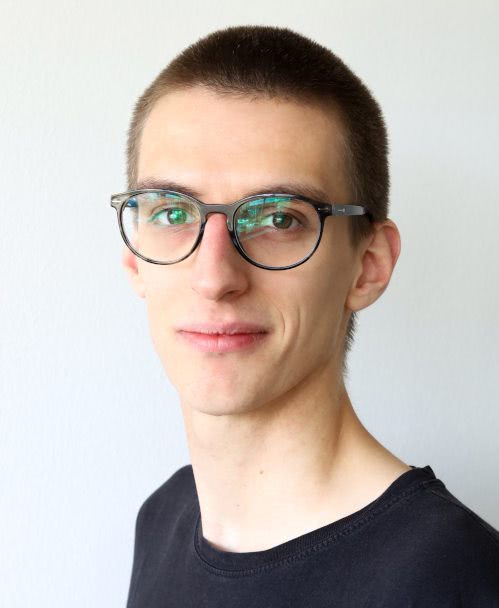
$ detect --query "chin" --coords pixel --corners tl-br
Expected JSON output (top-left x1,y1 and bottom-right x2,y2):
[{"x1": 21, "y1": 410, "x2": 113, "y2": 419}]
[{"x1": 177, "y1": 386, "x2": 261, "y2": 418}]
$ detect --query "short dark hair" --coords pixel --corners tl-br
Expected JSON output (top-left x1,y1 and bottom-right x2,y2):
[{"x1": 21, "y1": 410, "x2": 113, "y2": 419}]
[{"x1": 126, "y1": 25, "x2": 390, "y2": 378}]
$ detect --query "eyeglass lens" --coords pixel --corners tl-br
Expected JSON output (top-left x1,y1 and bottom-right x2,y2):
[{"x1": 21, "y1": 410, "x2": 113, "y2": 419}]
[{"x1": 121, "y1": 192, "x2": 321, "y2": 267}]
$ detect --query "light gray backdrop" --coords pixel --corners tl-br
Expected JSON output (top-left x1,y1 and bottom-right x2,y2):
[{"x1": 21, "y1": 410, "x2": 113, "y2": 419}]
[{"x1": 1, "y1": 1, "x2": 498, "y2": 606}]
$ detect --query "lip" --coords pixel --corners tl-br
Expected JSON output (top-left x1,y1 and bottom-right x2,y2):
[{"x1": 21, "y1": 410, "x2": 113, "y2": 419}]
[
  {"x1": 176, "y1": 322, "x2": 268, "y2": 335},
  {"x1": 175, "y1": 322, "x2": 269, "y2": 353}
]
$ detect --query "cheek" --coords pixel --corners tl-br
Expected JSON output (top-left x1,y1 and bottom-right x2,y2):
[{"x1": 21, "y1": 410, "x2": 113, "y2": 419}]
[
  {"x1": 304, "y1": 276, "x2": 342, "y2": 335},
  {"x1": 289, "y1": 246, "x2": 352, "y2": 356},
  {"x1": 139, "y1": 258, "x2": 191, "y2": 304},
  {"x1": 261, "y1": 268, "x2": 342, "y2": 346},
  {"x1": 139, "y1": 264, "x2": 181, "y2": 347}
]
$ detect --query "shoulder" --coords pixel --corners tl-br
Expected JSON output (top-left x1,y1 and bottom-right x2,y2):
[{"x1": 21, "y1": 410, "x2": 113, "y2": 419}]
[
  {"x1": 412, "y1": 481, "x2": 499, "y2": 561},
  {"x1": 134, "y1": 463, "x2": 196, "y2": 531},
  {"x1": 142, "y1": 463, "x2": 195, "y2": 507},
  {"x1": 425, "y1": 481, "x2": 499, "y2": 545},
  {"x1": 378, "y1": 478, "x2": 499, "y2": 602}
]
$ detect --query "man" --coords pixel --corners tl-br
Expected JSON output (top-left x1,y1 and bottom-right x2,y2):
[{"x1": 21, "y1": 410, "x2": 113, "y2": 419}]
[{"x1": 112, "y1": 25, "x2": 499, "y2": 606}]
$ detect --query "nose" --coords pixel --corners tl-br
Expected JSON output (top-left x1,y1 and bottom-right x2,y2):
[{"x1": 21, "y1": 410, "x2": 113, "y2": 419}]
[{"x1": 189, "y1": 211, "x2": 250, "y2": 301}]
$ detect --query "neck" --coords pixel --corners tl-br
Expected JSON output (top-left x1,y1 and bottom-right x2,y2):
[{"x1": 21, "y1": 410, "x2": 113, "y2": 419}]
[{"x1": 181, "y1": 363, "x2": 410, "y2": 553}]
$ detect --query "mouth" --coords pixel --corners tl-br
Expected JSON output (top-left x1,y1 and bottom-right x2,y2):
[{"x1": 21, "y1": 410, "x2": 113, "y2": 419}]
[{"x1": 176, "y1": 322, "x2": 269, "y2": 353}]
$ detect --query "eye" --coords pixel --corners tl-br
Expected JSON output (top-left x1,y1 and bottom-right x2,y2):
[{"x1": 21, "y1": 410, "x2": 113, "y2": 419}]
[
  {"x1": 236, "y1": 196, "x2": 307, "y2": 233},
  {"x1": 266, "y1": 211, "x2": 298, "y2": 230},
  {"x1": 149, "y1": 205, "x2": 198, "y2": 226}
]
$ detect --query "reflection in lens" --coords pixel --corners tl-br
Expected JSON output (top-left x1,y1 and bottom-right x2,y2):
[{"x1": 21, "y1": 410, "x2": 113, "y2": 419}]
[
  {"x1": 121, "y1": 192, "x2": 201, "y2": 262},
  {"x1": 235, "y1": 196, "x2": 320, "y2": 267}
]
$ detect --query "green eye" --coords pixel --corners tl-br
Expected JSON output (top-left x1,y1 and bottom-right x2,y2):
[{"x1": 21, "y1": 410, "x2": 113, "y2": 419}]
[{"x1": 166, "y1": 208, "x2": 188, "y2": 224}]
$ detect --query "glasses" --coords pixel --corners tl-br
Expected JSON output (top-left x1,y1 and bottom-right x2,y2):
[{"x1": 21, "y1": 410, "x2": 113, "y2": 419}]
[{"x1": 110, "y1": 189, "x2": 370, "y2": 271}]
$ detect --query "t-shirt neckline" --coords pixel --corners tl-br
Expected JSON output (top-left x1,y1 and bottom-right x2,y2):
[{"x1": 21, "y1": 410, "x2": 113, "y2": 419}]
[{"x1": 193, "y1": 464, "x2": 437, "y2": 574}]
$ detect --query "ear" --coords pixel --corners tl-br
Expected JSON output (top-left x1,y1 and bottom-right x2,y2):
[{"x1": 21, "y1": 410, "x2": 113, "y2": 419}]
[
  {"x1": 122, "y1": 245, "x2": 146, "y2": 299},
  {"x1": 345, "y1": 219, "x2": 401, "y2": 313}
]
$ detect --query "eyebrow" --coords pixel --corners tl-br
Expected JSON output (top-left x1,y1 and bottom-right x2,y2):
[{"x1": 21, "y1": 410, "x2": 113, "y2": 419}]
[{"x1": 135, "y1": 177, "x2": 333, "y2": 203}]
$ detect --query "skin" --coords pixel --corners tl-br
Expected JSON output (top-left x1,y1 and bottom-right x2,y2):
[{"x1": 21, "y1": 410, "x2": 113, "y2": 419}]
[{"x1": 123, "y1": 86, "x2": 410, "y2": 552}]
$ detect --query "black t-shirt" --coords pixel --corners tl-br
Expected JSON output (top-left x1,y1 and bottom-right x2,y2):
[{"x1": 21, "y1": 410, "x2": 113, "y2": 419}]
[{"x1": 125, "y1": 464, "x2": 499, "y2": 607}]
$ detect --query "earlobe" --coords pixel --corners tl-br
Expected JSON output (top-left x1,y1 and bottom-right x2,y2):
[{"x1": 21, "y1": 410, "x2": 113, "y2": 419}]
[
  {"x1": 122, "y1": 246, "x2": 146, "y2": 299},
  {"x1": 345, "y1": 219, "x2": 401, "y2": 313}
]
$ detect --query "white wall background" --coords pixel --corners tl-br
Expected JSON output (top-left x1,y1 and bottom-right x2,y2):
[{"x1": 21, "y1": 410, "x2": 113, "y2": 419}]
[{"x1": 1, "y1": 1, "x2": 498, "y2": 606}]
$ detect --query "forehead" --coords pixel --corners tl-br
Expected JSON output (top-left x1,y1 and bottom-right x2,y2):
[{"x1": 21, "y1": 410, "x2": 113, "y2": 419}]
[{"x1": 137, "y1": 87, "x2": 349, "y2": 202}]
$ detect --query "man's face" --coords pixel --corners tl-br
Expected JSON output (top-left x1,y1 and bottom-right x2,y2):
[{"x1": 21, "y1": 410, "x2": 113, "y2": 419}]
[{"x1": 124, "y1": 86, "x2": 359, "y2": 416}]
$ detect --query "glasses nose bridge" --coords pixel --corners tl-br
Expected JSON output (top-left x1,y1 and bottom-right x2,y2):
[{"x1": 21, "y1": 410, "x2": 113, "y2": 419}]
[{"x1": 199, "y1": 202, "x2": 236, "y2": 232}]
